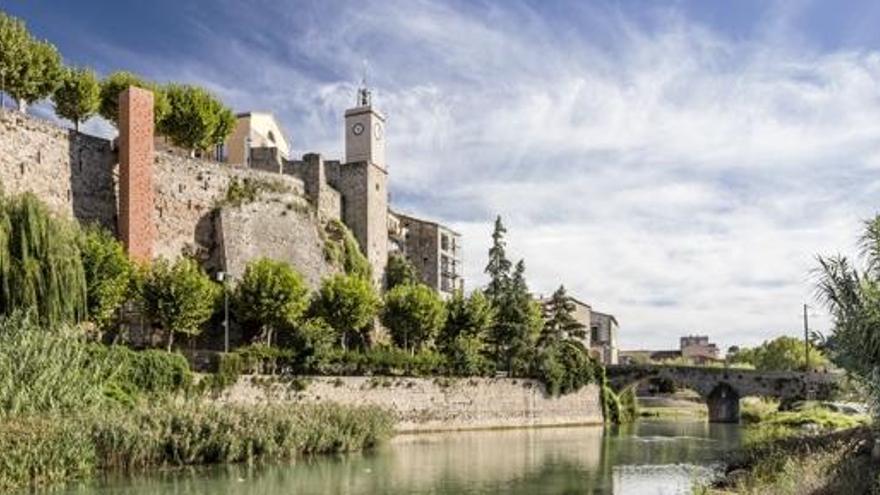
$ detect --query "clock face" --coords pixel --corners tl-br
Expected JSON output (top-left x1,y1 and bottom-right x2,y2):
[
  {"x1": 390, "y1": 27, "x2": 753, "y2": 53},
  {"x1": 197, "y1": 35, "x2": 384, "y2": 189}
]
[
  {"x1": 352, "y1": 122, "x2": 365, "y2": 136},
  {"x1": 373, "y1": 122, "x2": 383, "y2": 140}
]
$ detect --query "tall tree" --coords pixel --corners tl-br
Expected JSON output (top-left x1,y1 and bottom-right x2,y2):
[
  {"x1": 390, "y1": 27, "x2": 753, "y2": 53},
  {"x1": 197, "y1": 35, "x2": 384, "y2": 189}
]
[
  {"x1": 79, "y1": 225, "x2": 134, "y2": 332},
  {"x1": 439, "y1": 290, "x2": 496, "y2": 375},
  {"x1": 159, "y1": 84, "x2": 235, "y2": 155},
  {"x1": 0, "y1": 12, "x2": 29, "y2": 110},
  {"x1": 484, "y1": 215, "x2": 512, "y2": 304},
  {"x1": 0, "y1": 192, "x2": 86, "y2": 326},
  {"x1": 386, "y1": 253, "x2": 418, "y2": 290},
  {"x1": 53, "y1": 67, "x2": 100, "y2": 131},
  {"x1": 233, "y1": 258, "x2": 310, "y2": 348},
  {"x1": 310, "y1": 274, "x2": 380, "y2": 350},
  {"x1": 540, "y1": 285, "x2": 587, "y2": 348},
  {"x1": 0, "y1": 13, "x2": 62, "y2": 112},
  {"x1": 491, "y1": 260, "x2": 542, "y2": 375},
  {"x1": 382, "y1": 283, "x2": 446, "y2": 354},
  {"x1": 98, "y1": 71, "x2": 170, "y2": 126},
  {"x1": 728, "y1": 335, "x2": 828, "y2": 372},
  {"x1": 140, "y1": 257, "x2": 218, "y2": 351}
]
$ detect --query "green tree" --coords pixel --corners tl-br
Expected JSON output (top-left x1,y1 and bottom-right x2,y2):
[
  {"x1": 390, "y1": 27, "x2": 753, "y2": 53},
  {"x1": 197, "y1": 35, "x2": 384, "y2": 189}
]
[
  {"x1": 159, "y1": 84, "x2": 235, "y2": 155},
  {"x1": 438, "y1": 290, "x2": 494, "y2": 351},
  {"x1": 484, "y1": 215, "x2": 512, "y2": 304},
  {"x1": 382, "y1": 283, "x2": 446, "y2": 353},
  {"x1": 140, "y1": 258, "x2": 218, "y2": 351},
  {"x1": 534, "y1": 339, "x2": 597, "y2": 396},
  {"x1": 232, "y1": 258, "x2": 309, "y2": 347},
  {"x1": 98, "y1": 71, "x2": 169, "y2": 125},
  {"x1": 540, "y1": 285, "x2": 586, "y2": 347},
  {"x1": 0, "y1": 192, "x2": 87, "y2": 326},
  {"x1": 53, "y1": 67, "x2": 100, "y2": 131},
  {"x1": 291, "y1": 317, "x2": 337, "y2": 370},
  {"x1": 311, "y1": 274, "x2": 380, "y2": 350},
  {"x1": 491, "y1": 260, "x2": 542, "y2": 375},
  {"x1": 0, "y1": 14, "x2": 62, "y2": 113},
  {"x1": 386, "y1": 253, "x2": 418, "y2": 289},
  {"x1": 0, "y1": 13, "x2": 30, "y2": 109},
  {"x1": 79, "y1": 225, "x2": 134, "y2": 332},
  {"x1": 729, "y1": 335, "x2": 828, "y2": 371}
]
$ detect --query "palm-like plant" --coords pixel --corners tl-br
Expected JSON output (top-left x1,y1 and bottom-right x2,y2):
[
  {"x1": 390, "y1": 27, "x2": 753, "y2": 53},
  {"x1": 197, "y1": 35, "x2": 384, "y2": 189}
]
[{"x1": 815, "y1": 216, "x2": 880, "y2": 416}]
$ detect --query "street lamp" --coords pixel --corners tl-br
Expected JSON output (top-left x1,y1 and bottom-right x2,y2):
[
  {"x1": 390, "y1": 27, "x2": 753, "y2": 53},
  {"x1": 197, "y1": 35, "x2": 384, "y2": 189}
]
[{"x1": 217, "y1": 271, "x2": 229, "y2": 353}]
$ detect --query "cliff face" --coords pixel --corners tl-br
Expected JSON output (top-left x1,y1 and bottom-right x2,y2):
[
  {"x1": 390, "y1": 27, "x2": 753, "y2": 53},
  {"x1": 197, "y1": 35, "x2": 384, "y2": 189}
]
[{"x1": 0, "y1": 109, "x2": 337, "y2": 287}]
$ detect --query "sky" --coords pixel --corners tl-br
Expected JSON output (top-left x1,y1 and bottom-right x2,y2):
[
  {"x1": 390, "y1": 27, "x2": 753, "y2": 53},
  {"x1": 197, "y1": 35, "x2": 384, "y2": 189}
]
[{"x1": 5, "y1": 0, "x2": 880, "y2": 351}]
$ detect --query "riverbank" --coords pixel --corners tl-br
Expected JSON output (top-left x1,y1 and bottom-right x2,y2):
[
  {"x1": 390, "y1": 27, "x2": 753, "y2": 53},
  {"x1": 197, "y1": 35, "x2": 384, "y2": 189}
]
[
  {"x1": 0, "y1": 402, "x2": 394, "y2": 491},
  {"x1": 701, "y1": 426, "x2": 877, "y2": 494}
]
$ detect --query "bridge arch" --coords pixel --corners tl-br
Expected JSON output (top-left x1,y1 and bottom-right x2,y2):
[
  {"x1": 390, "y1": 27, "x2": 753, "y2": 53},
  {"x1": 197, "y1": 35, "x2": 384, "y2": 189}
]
[{"x1": 605, "y1": 365, "x2": 841, "y2": 423}]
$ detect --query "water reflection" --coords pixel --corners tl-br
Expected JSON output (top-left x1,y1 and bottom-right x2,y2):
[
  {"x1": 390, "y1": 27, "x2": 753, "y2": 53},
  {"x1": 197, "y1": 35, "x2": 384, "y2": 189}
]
[{"x1": 55, "y1": 420, "x2": 742, "y2": 495}]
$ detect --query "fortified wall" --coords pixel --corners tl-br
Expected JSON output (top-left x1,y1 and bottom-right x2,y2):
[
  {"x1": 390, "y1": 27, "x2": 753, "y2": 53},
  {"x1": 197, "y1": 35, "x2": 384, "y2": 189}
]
[
  {"x1": 217, "y1": 376, "x2": 604, "y2": 432},
  {"x1": 0, "y1": 107, "x2": 339, "y2": 287}
]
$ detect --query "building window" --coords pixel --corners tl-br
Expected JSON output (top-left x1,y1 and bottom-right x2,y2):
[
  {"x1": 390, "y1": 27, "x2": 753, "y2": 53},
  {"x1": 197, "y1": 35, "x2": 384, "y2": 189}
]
[
  {"x1": 441, "y1": 234, "x2": 449, "y2": 251},
  {"x1": 267, "y1": 130, "x2": 276, "y2": 144}
]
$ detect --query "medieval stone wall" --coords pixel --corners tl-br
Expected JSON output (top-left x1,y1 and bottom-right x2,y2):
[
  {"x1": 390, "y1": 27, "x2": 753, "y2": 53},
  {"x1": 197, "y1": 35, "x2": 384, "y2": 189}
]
[
  {"x1": 0, "y1": 110, "x2": 337, "y2": 287},
  {"x1": 0, "y1": 109, "x2": 117, "y2": 230},
  {"x1": 217, "y1": 376, "x2": 604, "y2": 432}
]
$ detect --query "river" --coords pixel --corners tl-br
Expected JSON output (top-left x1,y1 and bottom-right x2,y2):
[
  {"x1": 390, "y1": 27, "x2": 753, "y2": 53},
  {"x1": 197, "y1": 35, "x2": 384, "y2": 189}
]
[{"x1": 54, "y1": 419, "x2": 742, "y2": 495}]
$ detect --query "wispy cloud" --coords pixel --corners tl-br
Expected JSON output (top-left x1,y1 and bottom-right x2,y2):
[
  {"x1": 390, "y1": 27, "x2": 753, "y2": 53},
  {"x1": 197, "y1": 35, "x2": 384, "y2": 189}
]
[{"x1": 15, "y1": 0, "x2": 880, "y2": 350}]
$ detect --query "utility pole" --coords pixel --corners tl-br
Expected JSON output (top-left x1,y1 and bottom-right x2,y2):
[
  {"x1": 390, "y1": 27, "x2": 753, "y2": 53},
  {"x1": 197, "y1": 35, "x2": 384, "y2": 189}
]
[{"x1": 803, "y1": 303, "x2": 810, "y2": 372}]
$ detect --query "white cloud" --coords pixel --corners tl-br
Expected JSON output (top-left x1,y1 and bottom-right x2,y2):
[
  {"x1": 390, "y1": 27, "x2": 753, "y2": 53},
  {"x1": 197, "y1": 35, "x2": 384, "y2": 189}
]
[{"x1": 69, "y1": 0, "x2": 880, "y2": 351}]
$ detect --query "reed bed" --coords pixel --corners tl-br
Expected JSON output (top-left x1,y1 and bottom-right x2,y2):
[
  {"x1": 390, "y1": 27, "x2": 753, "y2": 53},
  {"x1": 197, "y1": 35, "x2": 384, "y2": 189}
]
[{"x1": 0, "y1": 402, "x2": 394, "y2": 491}]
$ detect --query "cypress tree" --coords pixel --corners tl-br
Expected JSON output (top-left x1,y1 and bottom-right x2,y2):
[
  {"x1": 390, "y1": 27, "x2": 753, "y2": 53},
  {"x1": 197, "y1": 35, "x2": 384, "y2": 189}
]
[
  {"x1": 483, "y1": 215, "x2": 511, "y2": 304},
  {"x1": 540, "y1": 284, "x2": 587, "y2": 347}
]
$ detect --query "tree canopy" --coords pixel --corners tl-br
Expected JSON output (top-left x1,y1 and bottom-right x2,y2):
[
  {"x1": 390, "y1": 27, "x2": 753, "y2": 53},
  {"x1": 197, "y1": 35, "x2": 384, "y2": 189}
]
[
  {"x1": 98, "y1": 71, "x2": 169, "y2": 125},
  {"x1": 310, "y1": 274, "x2": 380, "y2": 350},
  {"x1": 729, "y1": 335, "x2": 828, "y2": 371},
  {"x1": 53, "y1": 67, "x2": 100, "y2": 131},
  {"x1": 0, "y1": 12, "x2": 62, "y2": 111},
  {"x1": 159, "y1": 84, "x2": 235, "y2": 154},
  {"x1": 79, "y1": 225, "x2": 134, "y2": 331},
  {"x1": 233, "y1": 258, "x2": 309, "y2": 347},
  {"x1": 382, "y1": 283, "x2": 446, "y2": 353},
  {"x1": 386, "y1": 253, "x2": 418, "y2": 290},
  {"x1": 540, "y1": 285, "x2": 586, "y2": 348},
  {"x1": 140, "y1": 257, "x2": 218, "y2": 351}
]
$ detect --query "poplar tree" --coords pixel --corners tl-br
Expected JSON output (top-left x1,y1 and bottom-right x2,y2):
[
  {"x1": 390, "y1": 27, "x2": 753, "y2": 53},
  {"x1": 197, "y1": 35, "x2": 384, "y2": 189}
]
[
  {"x1": 540, "y1": 285, "x2": 586, "y2": 347},
  {"x1": 53, "y1": 67, "x2": 100, "y2": 131}
]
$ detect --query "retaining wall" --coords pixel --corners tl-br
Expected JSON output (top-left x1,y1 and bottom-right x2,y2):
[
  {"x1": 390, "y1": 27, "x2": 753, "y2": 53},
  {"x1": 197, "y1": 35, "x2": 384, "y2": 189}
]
[{"x1": 216, "y1": 375, "x2": 604, "y2": 432}]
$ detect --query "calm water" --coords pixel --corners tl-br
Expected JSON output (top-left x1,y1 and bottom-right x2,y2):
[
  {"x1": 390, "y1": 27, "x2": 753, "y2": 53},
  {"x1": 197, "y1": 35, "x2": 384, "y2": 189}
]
[{"x1": 54, "y1": 420, "x2": 742, "y2": 495}]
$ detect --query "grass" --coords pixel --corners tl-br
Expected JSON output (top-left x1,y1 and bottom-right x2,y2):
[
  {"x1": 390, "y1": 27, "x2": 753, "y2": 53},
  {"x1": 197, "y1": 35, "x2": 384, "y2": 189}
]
[
  {"x1": 740, "y1": 398, "x2": 870, "y2": 430},
  {"x1": 0, "y1": 402, "x2": 395, "y2": 491},
  {"x1": 698, "y1": 426, "x2": 879, "y2": 494}
]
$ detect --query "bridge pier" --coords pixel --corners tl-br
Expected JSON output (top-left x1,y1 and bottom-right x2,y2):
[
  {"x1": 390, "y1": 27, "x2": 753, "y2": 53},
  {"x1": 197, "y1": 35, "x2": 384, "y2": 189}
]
[{"x1": 706, "y1": 383, "x2": 740, "y2": 423}]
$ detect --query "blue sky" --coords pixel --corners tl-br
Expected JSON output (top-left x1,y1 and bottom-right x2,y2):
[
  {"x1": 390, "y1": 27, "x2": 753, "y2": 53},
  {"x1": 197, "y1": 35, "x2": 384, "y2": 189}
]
[{"x1": 6, "y1": 0, "x2": 880, "y2": 350}]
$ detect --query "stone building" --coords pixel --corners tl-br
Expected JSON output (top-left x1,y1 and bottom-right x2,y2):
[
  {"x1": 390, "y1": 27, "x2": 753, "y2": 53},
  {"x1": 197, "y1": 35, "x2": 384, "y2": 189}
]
[
  {"x1": 539, "y1": 294, "x2": 619, "y2": 365},
  {"x1": 590, "y1": 311, "x2": 619, "y2": 365},
  {"x1": 680, "y1": 335, "x2": 720, "y2": 364},
  {"x1": 223, "y1": 112, "x2": 291, "y2": 172},
  {"x1": 393, "y1": 211, "x2": 463, "y2": 296}
]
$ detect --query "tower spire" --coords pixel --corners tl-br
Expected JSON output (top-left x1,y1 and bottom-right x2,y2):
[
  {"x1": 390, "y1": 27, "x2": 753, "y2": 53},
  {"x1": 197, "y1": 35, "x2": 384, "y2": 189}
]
[{"x1": 358, "y1": 59, "x2": 371, "y2": 107}]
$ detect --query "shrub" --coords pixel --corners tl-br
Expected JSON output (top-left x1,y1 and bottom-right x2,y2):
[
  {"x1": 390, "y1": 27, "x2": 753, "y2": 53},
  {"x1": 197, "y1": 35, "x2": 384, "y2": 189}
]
[
  {"x1": 382, "y1": 283, "x2": 446, "y2": 353},
  {"x1": 533, "y1": 340, "x2": 599, "y2": 396},
  {"x1": 220, "y1": 177, "x2": 289, "y2": 207},
  {"x1": 53, "y1": 67, "x2": 100, "y2": 131},
  {"x1": 140, "y1": 257, "x2": 219, "y2": 351},
  {"x1": 323, "y1": 220, "x2": 371, "y2": 279},
  {"x1": 79, "y1": 225, "x2": 133, "y2": 332},
  {"x1": 310, "y1": 274, "x2": 380, "y2": 350}
]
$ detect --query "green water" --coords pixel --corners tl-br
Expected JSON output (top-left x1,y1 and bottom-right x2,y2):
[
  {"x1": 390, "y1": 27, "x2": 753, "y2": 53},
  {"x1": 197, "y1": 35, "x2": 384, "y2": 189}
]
[{"x1": 55, "y1": 420, "x2": 742, "y2": 495}]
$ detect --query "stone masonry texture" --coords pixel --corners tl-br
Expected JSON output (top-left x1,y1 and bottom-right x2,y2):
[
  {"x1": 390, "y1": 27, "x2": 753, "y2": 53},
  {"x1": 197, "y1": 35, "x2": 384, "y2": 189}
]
[
  {"x1": 217, "y1": 376, "x2": 604, "y2": 432},
  {"x1": 118, "y1": 87, "x2": 155, "y2": 263}
]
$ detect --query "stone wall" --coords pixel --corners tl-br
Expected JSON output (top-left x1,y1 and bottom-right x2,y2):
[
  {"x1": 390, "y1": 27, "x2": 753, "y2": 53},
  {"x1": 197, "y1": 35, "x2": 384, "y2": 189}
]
[
  {"x1": 217, "y1": 198, "x2": 338, "y2": 287},
  {"x1": 0, "y1": 109, "x2": 117, "y2": 230},
  {"x1": 0, "y1": 109, "x2": 337, "y2": 286},
  {"x1": 216, "y1": 376, "x2": 603, "y2": 432}
]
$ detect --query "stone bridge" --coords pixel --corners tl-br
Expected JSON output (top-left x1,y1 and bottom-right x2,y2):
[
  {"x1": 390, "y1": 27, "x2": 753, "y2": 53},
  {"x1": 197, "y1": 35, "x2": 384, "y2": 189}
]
[{"x1": 606, "y1": 365, "x2": 842, "y2": 423}]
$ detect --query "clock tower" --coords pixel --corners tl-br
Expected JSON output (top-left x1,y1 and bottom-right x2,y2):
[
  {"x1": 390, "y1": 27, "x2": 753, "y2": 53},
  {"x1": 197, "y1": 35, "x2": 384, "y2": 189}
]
[
  {"x1": 339, "y1": 85, "x2": 389, "y2": 287},
  {"x1": 345, "y1": 87, "x2": 386, "y2": 170}
]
